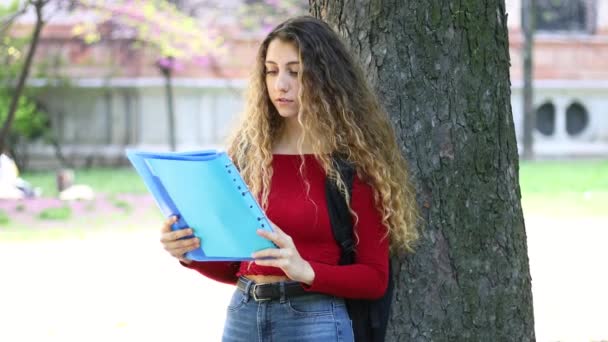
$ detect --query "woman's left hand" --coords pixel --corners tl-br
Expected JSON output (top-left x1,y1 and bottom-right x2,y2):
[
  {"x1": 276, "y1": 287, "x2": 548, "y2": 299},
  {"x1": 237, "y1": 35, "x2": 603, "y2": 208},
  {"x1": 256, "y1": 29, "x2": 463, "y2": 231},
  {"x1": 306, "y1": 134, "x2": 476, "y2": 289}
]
[{"x1": 252, "y1": 223, "x2": 315, "y2": 285}]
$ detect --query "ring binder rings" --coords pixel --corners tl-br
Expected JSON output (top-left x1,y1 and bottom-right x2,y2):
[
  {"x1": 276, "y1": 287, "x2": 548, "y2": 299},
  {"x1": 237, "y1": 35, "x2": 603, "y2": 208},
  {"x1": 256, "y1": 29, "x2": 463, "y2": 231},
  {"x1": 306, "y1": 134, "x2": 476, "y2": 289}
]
[{"x1": 126, "y1": 149, "x2": 276, "y2": 261}]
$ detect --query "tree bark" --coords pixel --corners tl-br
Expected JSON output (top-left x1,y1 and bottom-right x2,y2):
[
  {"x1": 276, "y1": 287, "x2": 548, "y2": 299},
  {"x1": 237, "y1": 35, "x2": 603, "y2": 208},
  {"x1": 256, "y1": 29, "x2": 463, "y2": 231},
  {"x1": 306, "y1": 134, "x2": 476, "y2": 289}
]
[{"x1": 310, "y1": 1, "x2": 535, "y2": 341}]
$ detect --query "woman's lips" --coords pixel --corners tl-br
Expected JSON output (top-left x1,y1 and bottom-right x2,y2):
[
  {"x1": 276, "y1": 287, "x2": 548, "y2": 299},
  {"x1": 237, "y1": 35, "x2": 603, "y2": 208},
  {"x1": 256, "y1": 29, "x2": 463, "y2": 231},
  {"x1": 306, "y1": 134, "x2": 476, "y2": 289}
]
[{"x1": 276, "y1": 98, "x2": 293, "y2": 106}]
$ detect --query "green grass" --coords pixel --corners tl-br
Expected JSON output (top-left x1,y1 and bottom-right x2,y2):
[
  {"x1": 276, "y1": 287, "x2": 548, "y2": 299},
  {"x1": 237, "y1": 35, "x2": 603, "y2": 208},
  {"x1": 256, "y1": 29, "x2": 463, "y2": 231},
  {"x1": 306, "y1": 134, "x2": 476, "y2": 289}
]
[
  {"x1": 0, "y1": 218, "x2": 157, "y2": 241},
  {"x1": 0, "y1": 207, "x2": 163, "y2": 241},
  {"x1": 22, "y1": 167, "x2": 147, "y2": 197},
  {"x1": 0, "y1": 160, "x2": 605, "y2": 242},
  {"x1": 38, "y1": 206, "x2": 72, "y2": 220},
  {"x1": 518, "y1": 160, "x2": 608, "y2": 217},
  {"x1": 108, "y1": 196, "x2": 134, "y2": 213},
  {"x1": 22, "y1": 161, "x2": 606, "y2": 194},
  {"x1": 17, "y1": 160, "x2": 608, "y2": 219},
  {"x1": 519, "y1": 160, "x2": 608, "y2": 194},
  {"x1": 0, "y1": 209, "x2": 10, "y2": 225}
]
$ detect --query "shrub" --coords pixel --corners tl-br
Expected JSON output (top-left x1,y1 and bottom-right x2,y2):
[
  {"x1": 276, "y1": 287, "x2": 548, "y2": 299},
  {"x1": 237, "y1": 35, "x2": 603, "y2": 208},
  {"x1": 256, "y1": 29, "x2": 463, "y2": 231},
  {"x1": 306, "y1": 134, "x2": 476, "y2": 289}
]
[
  {"x1": 0, "y1": 209, "x2": 10, "y2": 225},
  {"x1": 38, "y1": 206, "x2": 72, "y2": 221},
  {"x1": 111, "y1": 199, "x2": 132, "y2": 213}
]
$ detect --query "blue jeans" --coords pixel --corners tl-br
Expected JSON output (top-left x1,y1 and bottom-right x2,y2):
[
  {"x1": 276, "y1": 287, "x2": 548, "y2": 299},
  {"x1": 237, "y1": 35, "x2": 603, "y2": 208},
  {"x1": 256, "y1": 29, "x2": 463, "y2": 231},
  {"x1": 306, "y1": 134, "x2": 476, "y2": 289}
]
[{"x1": 222, "y1": 280, "x2": 354, "y2": 342}]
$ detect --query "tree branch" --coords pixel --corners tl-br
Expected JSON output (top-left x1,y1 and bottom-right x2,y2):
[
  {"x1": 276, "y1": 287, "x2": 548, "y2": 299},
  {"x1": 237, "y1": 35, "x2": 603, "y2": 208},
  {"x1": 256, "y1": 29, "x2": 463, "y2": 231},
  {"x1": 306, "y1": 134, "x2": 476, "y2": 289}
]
[{"x1": 0, "y1": 0, "x2": 33, "y2": 37}]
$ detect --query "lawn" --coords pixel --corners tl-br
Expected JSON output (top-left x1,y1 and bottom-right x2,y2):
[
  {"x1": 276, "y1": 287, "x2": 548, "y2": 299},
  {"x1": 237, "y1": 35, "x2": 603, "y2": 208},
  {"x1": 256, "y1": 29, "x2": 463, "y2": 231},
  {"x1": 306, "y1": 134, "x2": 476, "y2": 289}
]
[
  {"x1": 1, "y1": 159, "x2": 604, "y2": 240},
  {"x1": 519, "y1": 159, "x2": 608, "y2": 217},
  {"x1": 22, "y1": 167, "x2": 148, "y2": 197},
  {"x1": 18, "y1": 159, "x2": 608, "y2": 217},
  {"x1": 1, "y1": 167, "x2": 158, "y2": 239}
]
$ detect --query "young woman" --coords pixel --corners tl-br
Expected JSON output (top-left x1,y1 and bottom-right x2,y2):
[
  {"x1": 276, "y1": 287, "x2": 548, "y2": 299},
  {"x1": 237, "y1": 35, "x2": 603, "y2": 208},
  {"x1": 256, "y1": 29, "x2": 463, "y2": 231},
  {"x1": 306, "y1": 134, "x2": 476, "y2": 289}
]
[{"x1": 160, "y1": 16, "x2": 418, "y2": 342}]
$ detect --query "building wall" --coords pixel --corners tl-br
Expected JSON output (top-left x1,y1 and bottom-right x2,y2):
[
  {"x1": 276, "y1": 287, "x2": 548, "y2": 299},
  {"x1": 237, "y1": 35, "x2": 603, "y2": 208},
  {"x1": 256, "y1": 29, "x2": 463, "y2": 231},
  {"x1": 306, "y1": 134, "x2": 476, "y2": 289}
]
[
  {"x1": 506, "y1": 0, "x2": 608, "y2": 156},
  {"x1": 511, "y1": 81, "x2": 608, "y2": 156},
  {"x1": 507, "y1": 0, "x2": 608, "y2": 33},
  {"x1": 26, "y1": 79, "x2": 246, "y2": 169},
  {"x1": 18, "y1": 1, "x2": 608, "y2": 168}
]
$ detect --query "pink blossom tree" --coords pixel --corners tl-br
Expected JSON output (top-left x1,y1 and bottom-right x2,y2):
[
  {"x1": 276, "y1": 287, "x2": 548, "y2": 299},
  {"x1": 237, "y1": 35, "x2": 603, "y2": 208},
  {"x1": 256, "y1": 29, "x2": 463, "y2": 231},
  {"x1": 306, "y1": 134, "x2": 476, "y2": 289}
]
[
  {"x1": 71, "y1": 0, "x2": 307, "y2": 150},
  {"x1": 2, "y1": 0, "x2": 307, "y2": 153}
]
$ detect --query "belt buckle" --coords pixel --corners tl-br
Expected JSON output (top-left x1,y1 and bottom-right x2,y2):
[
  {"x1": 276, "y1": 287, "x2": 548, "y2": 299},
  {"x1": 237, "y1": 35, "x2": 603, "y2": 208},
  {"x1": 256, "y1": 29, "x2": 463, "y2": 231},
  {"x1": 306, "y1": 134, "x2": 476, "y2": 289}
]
[{"x1": 251, "y1": 283, "x2": 271, "y2": 302}]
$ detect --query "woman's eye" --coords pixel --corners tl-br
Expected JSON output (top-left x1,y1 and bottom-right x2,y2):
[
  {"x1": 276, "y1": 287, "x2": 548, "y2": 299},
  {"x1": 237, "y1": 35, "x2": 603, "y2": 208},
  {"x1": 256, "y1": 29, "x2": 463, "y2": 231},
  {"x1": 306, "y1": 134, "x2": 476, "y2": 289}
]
[
  {"x1": 289, "y1": 71, "x2": 299, "y2": 76},
  {"x1": 265, "y1": 70, "x2": 278, "y2": 75}
]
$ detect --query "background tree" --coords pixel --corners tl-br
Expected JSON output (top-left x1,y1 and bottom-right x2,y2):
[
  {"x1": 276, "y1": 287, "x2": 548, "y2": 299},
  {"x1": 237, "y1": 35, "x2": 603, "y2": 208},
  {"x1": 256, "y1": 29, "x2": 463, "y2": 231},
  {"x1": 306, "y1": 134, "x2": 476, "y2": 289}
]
[
  {"x1": 522, "y1": 0, "x2": 536, "y2": 159},
  {"x1": 310, "y1": 1, "x2": 535, "y2": 341},
  {"x1": 75, "y1": 0, "x2": 224, "y2": 152},
  {"x1": 0, "y1": 0, "x2": 49, "y2": 155},
  {"x1": 73, "y1": 0, "x2": 306, "y2": 151},
  {"x1": 1, "y1": 0, "x2": 76, "y2": 169},
  {"x1": 2, "y1": 0, "x2": 307, "y2": 155}
]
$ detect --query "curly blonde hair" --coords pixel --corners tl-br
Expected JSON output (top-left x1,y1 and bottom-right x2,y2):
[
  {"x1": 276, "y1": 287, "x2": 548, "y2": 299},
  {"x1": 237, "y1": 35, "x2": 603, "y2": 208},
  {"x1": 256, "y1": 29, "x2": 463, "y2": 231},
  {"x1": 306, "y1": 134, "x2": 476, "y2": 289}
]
[{"x1": 226, "y1": 16, "x2": 418, "y2": 252}]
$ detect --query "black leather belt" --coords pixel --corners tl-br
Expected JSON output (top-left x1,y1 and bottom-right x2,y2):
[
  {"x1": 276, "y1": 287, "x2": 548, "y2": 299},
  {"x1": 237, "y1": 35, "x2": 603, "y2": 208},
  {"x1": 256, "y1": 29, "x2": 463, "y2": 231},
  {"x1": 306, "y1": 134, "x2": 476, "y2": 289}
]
[{"x1": 237, "y1": 276, "x2": 308, "y2": 302}]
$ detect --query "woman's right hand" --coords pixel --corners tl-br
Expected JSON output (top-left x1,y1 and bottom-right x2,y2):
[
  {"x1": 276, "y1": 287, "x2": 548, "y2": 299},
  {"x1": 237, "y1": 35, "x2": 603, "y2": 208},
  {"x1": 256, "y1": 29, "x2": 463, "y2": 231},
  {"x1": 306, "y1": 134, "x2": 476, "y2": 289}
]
[{"x1": 160, "y1": 216, "x2": 200, "y2": 264}]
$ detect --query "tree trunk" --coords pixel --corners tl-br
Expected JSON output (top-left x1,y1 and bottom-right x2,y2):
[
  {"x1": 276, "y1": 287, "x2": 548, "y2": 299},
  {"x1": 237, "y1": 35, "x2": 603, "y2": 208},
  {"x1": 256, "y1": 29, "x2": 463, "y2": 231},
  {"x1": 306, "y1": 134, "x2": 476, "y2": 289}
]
[
  {"x1": 522, "y1": 0, "x2": 535, "y2": 160},
  {"x1": 310, "y1": 1, "x2": 535, "y2": 341},
  {"x1": 162, "y1": 68, "x2": 177, "y2": 151}
]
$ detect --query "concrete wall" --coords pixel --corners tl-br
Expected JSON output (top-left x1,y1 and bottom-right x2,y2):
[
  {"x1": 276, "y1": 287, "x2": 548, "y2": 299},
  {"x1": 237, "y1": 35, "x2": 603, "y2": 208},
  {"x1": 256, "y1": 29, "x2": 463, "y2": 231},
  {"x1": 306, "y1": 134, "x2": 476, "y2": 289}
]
[
  {"x1": 20, "y1": 1, "x2": 608, "y2": 168},
  {"x1": 511, "y1": 81, "x2": 608, "y2": 156},
  {"x1": 25, "y1": 79, "x2": 608, "y2": 169},
  {"x1": 26, "y1": 78, "x2": 246, "y2": 169}
]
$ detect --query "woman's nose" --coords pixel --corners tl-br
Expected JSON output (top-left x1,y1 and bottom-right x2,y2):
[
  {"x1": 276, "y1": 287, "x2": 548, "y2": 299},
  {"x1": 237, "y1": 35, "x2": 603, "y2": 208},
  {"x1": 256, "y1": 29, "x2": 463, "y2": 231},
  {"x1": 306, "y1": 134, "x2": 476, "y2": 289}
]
[{"x1": 275, "y1": 74, "x2": 289, "y2": 92}]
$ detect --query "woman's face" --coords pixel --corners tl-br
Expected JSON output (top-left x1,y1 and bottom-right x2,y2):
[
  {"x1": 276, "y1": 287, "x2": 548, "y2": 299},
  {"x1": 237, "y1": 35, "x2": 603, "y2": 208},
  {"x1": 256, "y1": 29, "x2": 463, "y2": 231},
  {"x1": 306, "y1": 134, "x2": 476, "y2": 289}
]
[{"x1": 265, "y1": 39, "x2": 301, "y2": 119}]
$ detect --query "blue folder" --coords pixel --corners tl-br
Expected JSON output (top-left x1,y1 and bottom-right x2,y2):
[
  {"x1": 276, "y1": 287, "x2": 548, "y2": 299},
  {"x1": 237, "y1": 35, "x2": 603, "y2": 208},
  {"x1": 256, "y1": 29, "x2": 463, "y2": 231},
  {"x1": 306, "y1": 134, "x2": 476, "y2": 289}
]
[{"x1": 125, "y1": 149, "x2": 276, "y2": 261}]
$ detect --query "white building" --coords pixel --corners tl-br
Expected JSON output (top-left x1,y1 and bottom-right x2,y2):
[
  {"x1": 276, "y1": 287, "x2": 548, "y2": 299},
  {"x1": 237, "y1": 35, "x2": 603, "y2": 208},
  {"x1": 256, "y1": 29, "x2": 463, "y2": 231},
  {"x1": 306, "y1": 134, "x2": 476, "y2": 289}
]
[
  {"x1": 507, "y1": 0, "x2": 608, "y2": 157},
  {"x1": 5, "y1": 1, "x2": 608, "y2": 168}
]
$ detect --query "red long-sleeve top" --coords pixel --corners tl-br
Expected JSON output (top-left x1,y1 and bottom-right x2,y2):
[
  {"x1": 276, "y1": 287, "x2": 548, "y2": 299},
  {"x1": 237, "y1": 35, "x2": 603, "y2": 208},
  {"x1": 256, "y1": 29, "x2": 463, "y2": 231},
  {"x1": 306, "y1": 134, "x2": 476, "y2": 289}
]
[{"x1": 182, "y1": 154, "x2": 389, "y2": 299}]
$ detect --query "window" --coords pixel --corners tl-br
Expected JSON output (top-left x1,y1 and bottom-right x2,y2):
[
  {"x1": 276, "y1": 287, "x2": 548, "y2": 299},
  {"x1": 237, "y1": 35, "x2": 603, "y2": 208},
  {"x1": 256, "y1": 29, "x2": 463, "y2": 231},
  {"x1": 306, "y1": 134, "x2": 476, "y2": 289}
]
[
  {"x1": 523, "y1": 0, "x2": 597, "y2": 34},
  {"x1": 566, "y1": 102, "x2": 589, "y2": 136},
  {"x1": 536, "y1": 102, "x2": 556, "y2": 136}
]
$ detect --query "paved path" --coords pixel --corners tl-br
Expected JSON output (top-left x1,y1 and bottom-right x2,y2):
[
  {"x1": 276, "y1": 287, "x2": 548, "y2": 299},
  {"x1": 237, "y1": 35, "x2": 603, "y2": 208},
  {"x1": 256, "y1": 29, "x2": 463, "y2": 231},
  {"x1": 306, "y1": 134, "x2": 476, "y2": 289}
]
[
  {"x1": 525, "y1": 215, "x2": 608, "y2": 342},
  {"x1": 0, "y1": 215, "x2": 606, "y2": 341},
  {"x1": 0, "y1": 230, "x2": 233, "y2": 342}
]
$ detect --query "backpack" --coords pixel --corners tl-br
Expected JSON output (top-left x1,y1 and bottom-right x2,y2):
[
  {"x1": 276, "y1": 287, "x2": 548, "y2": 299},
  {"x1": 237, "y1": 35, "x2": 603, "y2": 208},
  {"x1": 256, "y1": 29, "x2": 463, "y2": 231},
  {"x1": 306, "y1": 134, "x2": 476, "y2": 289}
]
[{"x1": 325, "y1": 157, "x2": 394, "y2": 342}]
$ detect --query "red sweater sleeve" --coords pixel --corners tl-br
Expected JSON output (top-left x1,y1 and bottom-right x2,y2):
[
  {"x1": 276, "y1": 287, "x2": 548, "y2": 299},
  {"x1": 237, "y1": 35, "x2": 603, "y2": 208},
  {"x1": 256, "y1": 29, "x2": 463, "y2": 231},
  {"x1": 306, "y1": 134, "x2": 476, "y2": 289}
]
[
  {"x1": 180, "y1": 261, "x2": 240, "y2": 285},
  {"x1": 304, "y1": 176, "x2": 389, "y2": 299}
]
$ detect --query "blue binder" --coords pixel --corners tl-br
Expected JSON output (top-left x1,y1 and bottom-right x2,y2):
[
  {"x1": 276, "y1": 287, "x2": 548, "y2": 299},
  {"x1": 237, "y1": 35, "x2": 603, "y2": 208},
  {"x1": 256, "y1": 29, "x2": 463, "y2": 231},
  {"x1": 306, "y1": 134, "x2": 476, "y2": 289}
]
[{"x1": 125, "y1": 149, "x2": 276, "y2": 261}]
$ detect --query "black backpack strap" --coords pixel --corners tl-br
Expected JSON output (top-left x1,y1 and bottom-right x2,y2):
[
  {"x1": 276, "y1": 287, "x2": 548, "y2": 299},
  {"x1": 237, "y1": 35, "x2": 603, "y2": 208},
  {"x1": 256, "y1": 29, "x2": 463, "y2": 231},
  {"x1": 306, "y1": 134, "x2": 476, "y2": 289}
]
[
  {"x1": 325, "y1": 155, "x2": 394, "y2": 342},
  {"x1": 325, "y1": 156, "x2": 356, "y2": 265},
  {"x1": 370, "y1": 258, "x2": 394, "y2": 342}
]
